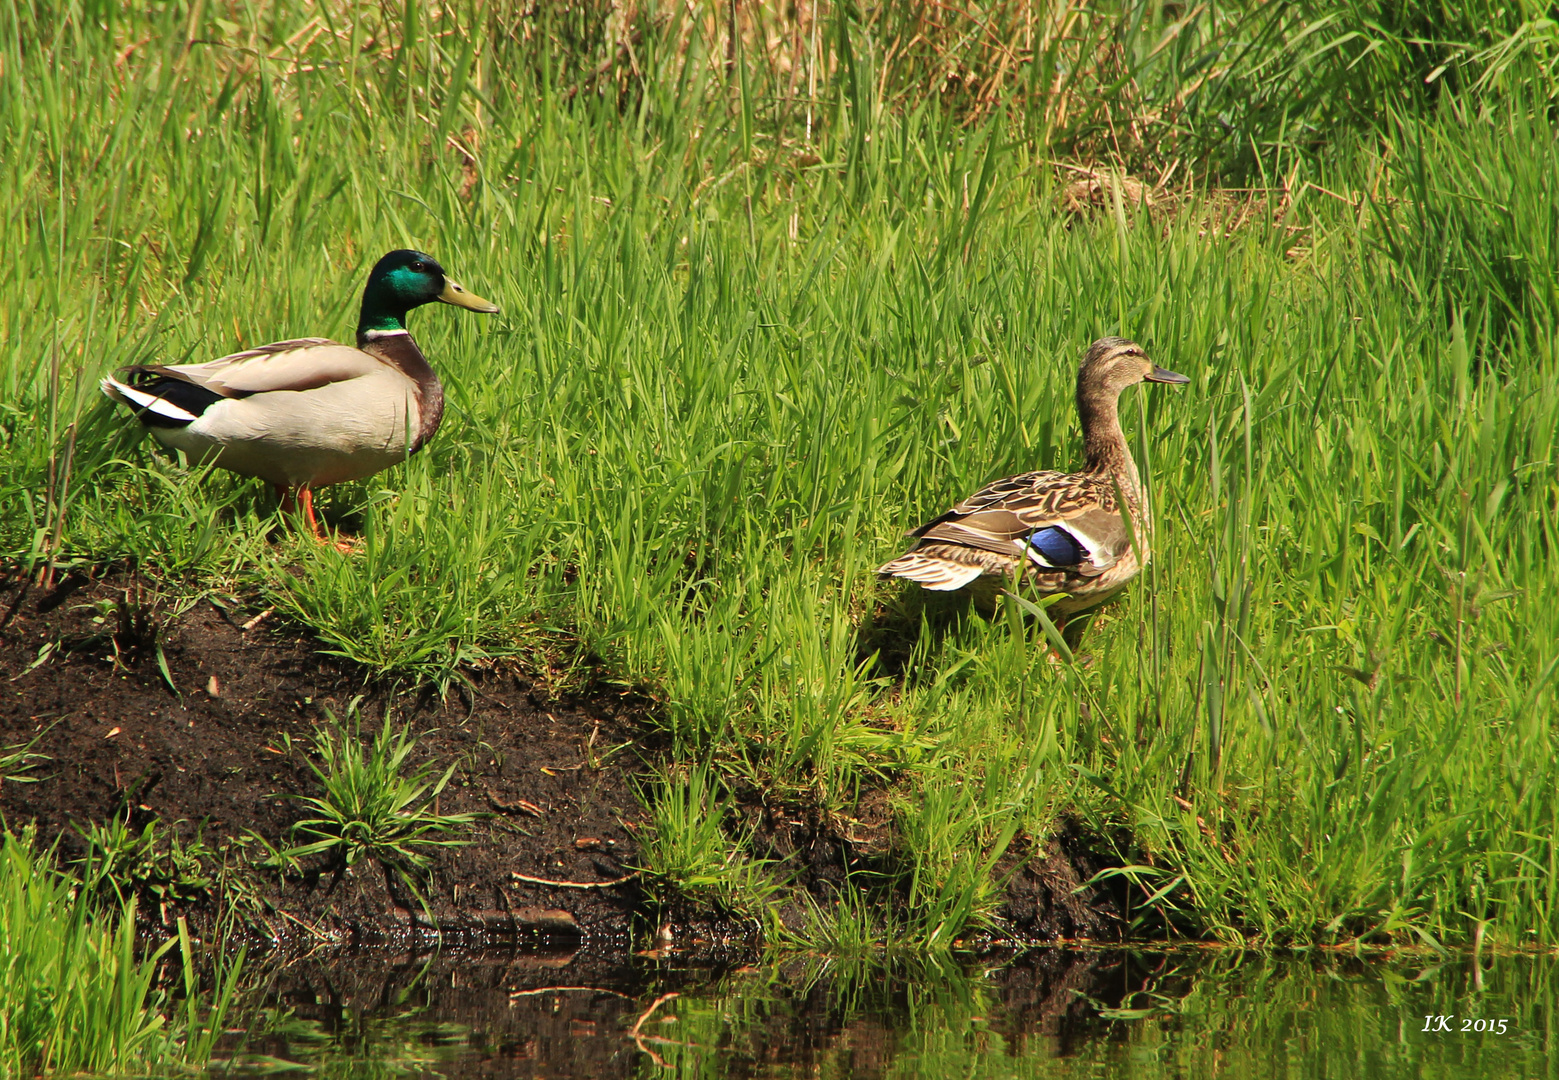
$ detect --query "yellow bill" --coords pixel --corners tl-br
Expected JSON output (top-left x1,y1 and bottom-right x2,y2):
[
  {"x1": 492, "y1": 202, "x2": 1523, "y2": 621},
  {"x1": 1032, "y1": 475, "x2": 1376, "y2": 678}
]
[{"x1": 438, "y1": 277, "x2": 500, "y2": 313}]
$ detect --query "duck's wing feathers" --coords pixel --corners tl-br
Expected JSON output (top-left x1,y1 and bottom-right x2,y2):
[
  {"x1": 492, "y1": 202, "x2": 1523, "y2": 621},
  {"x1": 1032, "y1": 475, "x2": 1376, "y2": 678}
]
[
  {"x1": 912, "y1": 471, "x2": 1129, "y2": 577},
  {"x1": 102, "y1": 339, "x2": 384, "y2": 427},
  {"x1": 131, "y1": 339, "x2": 380, "y2": 396}
]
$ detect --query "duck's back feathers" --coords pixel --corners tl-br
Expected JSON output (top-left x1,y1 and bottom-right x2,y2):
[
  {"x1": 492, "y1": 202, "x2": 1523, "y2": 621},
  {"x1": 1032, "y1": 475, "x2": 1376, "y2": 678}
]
[
  {"x1": 102, "y1": 338, "x2": 382, "y2": 424},
  {"x1": 909, "y1": 470, "x2": 1132, "y2": 575},
  {"x1": 879, "y1": 469, "x2": 1143, "y2": 612},
  {"x1": 131, "y1": 339, "x2": 379, "y2": 395},
  {"x1": 873, "y1": 545, "x2": 993, "y2": 591}
]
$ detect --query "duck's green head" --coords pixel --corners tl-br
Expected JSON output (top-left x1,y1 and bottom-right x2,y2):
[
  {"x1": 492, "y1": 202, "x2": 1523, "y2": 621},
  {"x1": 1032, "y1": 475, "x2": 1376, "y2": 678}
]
[{"x1": 357, "y1": 249, "x2": 499, "y2": 334}]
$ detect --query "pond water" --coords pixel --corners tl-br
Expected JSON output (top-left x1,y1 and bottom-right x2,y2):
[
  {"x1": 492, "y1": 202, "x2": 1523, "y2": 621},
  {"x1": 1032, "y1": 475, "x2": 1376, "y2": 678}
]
[{"x1": 222, "y1": 944, "x2": 1556, "y2": 1078}]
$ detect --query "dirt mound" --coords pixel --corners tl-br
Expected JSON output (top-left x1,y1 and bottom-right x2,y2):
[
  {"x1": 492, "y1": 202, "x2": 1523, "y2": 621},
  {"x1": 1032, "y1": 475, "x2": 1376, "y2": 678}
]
[
  {"x1": 0, "y1": 568, "x2": 649, "y2": 946},
  {"x1": 0, "y1": 567, "x2": 1122, "y2": 953}
]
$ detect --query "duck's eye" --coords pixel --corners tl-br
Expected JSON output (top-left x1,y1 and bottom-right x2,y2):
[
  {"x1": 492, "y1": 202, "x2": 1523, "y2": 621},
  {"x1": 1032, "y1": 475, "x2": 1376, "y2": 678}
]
[{"x1": 411, "y1": 261, "x2": 427, "y2": 272}]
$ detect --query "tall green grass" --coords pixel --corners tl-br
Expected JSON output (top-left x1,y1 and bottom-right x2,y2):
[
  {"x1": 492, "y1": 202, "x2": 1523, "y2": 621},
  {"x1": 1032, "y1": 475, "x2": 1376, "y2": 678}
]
[
  {"x1": 0, "y1": 832, "x2": 242, "y2": 1076},
  {"x1": 2, "y1": 0, "x2": 1556, "y2": 948}
]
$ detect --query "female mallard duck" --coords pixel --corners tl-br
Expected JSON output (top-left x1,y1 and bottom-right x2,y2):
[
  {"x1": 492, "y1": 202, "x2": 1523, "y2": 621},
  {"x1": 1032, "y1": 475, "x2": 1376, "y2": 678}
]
[
  {"x1": 101, "y1": 249, "x2": 498, "y2": 537},
  {"x1": 878, "y1": 337, "x2": 1188, "y2": 617}
]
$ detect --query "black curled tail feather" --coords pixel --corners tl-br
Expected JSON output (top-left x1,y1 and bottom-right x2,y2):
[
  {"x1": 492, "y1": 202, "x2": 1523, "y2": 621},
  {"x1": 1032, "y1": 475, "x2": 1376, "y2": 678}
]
[{"x1": 102, "y1": 369, "x2": 226, "y2": 429}]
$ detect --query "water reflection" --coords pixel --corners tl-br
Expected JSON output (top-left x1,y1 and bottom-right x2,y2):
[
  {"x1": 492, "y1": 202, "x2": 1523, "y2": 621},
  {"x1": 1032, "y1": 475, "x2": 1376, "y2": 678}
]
[{"x1": 223, "y1": 944, "x2": 1556, "y2": 1077}]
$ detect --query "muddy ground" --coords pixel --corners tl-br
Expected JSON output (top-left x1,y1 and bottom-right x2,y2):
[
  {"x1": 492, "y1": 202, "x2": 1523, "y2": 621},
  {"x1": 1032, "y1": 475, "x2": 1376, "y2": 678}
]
[{"x1": 0, "y1": 566, "x2": 1122, "y2": 955}]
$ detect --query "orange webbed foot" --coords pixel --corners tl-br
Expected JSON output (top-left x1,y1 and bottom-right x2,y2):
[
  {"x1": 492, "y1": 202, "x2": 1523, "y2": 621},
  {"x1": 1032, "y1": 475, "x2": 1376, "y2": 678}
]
[{"x1": 276, "y1": 485, "x2": 360, "y2": 552}]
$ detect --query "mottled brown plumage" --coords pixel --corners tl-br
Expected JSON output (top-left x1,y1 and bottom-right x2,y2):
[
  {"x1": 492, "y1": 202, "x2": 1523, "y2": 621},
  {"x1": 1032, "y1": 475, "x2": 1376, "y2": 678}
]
[{"x1": 878, "y1": 337, "x2": 1189, "y2": 615}]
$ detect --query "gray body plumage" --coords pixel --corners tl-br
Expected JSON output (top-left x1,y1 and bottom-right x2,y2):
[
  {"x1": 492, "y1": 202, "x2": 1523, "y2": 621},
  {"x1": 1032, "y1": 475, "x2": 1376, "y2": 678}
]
[
  {"x1": 101, "y1": 332, "x2": 442, "y2": 490},
  {"x1": 99, "y1": 250, "x2": 498, "y2": 540}
]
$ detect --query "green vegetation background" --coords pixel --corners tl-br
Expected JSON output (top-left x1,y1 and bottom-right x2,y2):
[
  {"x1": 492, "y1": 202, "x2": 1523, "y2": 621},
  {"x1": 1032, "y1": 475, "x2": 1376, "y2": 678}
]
[{"x1": 2, "y1": 0, "x2": 1557, "y2": 950}]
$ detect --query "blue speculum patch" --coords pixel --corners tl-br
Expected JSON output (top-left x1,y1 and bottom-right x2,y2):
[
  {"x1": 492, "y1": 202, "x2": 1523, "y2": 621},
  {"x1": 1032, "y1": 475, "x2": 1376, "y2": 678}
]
[{"x1": 1024, "y1": 526, "x2": 1086, "y2": 567}]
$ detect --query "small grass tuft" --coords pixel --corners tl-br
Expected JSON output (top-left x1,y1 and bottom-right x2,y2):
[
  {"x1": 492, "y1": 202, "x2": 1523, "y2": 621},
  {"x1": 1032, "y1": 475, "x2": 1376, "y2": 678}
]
[
  {"x1": 73, "y1": 817, "x2": 214, "y2": 906},
  {"x1": 782, "y1": 877, "x2": 902, "y2": 961},
  {"x1": 278, "y1": 707, "x2": 479, "y2": 888},
  {"x1": 635, "y1": 765, "x2": 779, "y2": 919}
]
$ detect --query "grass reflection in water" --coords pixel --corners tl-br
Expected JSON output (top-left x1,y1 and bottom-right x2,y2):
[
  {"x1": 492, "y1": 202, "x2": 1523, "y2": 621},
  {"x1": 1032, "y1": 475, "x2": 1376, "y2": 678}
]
[{"x1": 219, "y1": 948, "x2": 1555, "y2": 1079}]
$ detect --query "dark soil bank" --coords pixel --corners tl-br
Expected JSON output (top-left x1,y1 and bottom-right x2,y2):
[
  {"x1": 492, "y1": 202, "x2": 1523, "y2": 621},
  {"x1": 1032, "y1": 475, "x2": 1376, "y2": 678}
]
[{"x1": 0, "y1": 568, "x2": 1121, "y2": 953}]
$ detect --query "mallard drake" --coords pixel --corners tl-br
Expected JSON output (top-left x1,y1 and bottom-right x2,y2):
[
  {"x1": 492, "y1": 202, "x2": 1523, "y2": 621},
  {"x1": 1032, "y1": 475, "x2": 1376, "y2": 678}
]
[
  {"x1": 101, "y1": 249, "x2": 498, "y2": 537},
  {"x1": 878, "y1": 337, "x2": 1188, "y2": 617}
]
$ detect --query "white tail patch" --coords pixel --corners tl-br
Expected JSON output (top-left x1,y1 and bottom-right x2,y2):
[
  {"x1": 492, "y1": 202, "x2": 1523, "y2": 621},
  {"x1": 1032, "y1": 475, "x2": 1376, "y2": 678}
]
[
  {"x1": 100, "y1": 376, "x2": 199, "y2": 423},
  {"x1": 877, "y1": 553, "x2": 986, "y2": 591}
]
